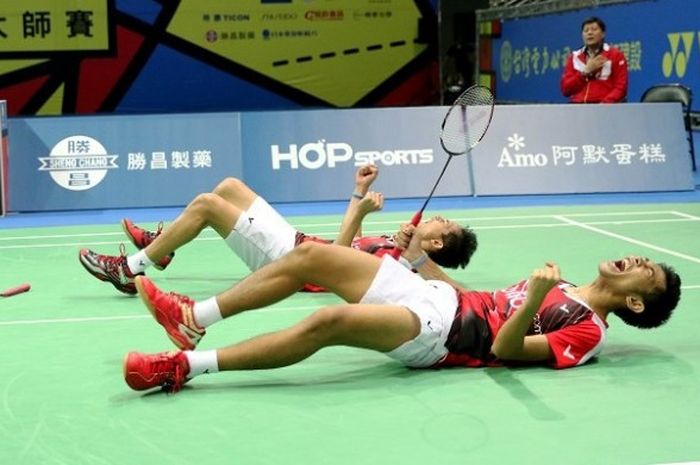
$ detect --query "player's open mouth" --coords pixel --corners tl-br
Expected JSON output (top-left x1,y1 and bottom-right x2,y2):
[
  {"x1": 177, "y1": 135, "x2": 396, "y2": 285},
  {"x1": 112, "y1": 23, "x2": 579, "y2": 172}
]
[{"x1": 613, "y1": 260, "x2": 627, "y2": 272}]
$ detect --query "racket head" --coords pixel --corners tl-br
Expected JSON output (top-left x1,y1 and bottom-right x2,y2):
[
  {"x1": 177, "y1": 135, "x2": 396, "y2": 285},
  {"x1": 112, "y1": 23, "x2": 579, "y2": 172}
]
[{"x1": 440, "y1": 85, "x2": 495, "y2": 156}]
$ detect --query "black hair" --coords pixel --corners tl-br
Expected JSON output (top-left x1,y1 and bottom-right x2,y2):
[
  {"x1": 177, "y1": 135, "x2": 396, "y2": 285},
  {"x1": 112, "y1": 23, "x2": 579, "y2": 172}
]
[
  {"x1": 613, "y1": 263, "x2": 681, "y2": 329},
  {"x1": 427, "y1": 226, "x2": 478, "y2": 269},
  {"x1": 581, "y1": 16, "x2": 606, "y2": 32}
]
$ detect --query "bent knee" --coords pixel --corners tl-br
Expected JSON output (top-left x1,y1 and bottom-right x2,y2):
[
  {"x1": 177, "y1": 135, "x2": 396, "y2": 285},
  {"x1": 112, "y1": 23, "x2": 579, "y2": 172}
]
[
  {"x1": 213, "y1": 177, "x2": 245, "y2": 196},
  {"x1": 300, "y1": 306, "x2": 350, "y2": 343},
  {"x1": 292, "y1": 240, "x2": 326, "y2": 260},
  {"x1": 190, "y1": 192, "x2": 222, "y2": 213}
]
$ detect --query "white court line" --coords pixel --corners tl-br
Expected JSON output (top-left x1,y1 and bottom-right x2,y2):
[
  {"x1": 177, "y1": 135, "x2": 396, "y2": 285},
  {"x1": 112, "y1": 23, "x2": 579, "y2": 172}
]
[
  {"x1": 671, "y1": 210, "x2": 700, "y2": 220},
  {"x1": 1, "y1": 217, "x2": 698, "y2": 250},
  {"x1": 0, "y1": 231, "x2": 124, "y2": 241},
  {"x1": 554, "y1": 215, "x2": 700, "y2": 264},
  {"x1": 2, "y1": 210, "x2": 689, "y2": 242}
]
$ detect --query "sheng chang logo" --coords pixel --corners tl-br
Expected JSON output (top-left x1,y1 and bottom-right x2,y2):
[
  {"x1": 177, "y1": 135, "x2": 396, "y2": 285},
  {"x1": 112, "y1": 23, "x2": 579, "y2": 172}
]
[{"x1": 38, "y1": 135, "x2": 118, "y2": 191}]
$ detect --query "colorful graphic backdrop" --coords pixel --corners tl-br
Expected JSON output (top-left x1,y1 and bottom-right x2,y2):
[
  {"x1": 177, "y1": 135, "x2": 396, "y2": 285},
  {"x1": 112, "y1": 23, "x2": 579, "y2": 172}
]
[{"x1": 0, "y1": 0, "x2": 438, "y2": 116}]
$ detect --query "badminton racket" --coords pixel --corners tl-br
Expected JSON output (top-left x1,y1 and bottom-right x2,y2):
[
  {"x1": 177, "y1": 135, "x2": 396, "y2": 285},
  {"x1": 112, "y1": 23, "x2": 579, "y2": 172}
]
[{"x1": 391, "y1": 85, "x2": 494, "y2": 259}]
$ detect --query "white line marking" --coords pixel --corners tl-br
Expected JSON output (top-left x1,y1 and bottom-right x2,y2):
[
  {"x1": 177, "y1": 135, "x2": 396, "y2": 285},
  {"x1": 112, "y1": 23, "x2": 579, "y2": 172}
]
[
  {"x1": 0, "y1": 231, "x2": 124, "y2": 241},
  {"x1": 670, "y1": 210, "x2": 700, "y2": 220},
  {"x1": 2, "y1": 210, "x2": 695, "y2": 242},
  {"x1": 1, "y1": 217, "x2": 698, "y2": 250},
  {"x1": 554, "y1": 215, "x2": 700, "y2": 264}
]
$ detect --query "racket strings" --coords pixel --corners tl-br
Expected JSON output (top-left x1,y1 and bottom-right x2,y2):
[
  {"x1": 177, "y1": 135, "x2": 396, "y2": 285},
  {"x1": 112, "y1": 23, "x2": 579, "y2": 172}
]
[{"x1": 441, "y1": 86, "x2": 494, "y2": 155}]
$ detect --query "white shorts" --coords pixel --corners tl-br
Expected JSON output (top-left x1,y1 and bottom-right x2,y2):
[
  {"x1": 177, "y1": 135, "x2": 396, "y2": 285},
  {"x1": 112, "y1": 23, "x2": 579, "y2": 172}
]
[
  {"x1": 224, "y1": 197, "x2": 297, "y2": 271},
  {"x1": 360, "y1": 256, "x2": 458, "y2": 368}
]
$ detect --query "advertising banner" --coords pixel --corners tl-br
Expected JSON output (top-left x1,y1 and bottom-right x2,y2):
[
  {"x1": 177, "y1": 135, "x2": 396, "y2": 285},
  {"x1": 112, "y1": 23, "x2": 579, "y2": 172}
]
[
  {"x1": 471, "y1": 103, "x2": 693, "y2": 195},
  {"x1": 0, "y1": 0, "x2": 113, "y2": 57},
  {"x1": 8, "y1": 112, "x2": 241, "y2": 211},
  {"x1": 5, "y1": 104, "x2": 692, "y2": 212},
  {"x1": 240, "y1": 106, "x2": 472, "y2": 203},
  {"x1": 167, "y1": 0, "x2": 430, "y2": 106}
]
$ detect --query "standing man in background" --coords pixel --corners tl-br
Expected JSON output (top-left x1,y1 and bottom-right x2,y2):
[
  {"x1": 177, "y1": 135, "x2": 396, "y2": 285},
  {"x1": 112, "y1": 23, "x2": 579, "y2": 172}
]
[{"x1": 560, "y1": 17, "x2": 628, "y2": 103}]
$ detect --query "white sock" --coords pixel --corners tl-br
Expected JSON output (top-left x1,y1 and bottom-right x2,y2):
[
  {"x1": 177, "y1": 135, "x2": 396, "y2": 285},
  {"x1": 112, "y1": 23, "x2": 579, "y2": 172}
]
[
  {"x1": 185, "y1": 350, "x2": 219, "y2": 377},
  {"x1": 193, "y1": 297, "x2": 223, "y2": 328},
  {"x1": 127, "y1": 250, "x2": 154, "y2": 274}
]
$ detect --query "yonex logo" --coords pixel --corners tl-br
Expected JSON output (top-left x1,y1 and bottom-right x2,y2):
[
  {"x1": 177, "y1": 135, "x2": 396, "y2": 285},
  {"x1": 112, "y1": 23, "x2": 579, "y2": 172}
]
[{"x1": 662, "y1": 32, "x2": 698, "y2": 78}]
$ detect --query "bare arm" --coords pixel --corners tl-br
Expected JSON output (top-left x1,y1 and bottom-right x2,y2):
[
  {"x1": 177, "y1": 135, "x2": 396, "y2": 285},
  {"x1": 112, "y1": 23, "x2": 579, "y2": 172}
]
[
  {"x1": 333, "y1": 165, "x2": 380, "y2": 247},
  {"x1": 490, "y1": 263, "x2": 558, "y2": 362},
  {"x1": 334, "y1": 192, "x2": 384, "y2": 246}
]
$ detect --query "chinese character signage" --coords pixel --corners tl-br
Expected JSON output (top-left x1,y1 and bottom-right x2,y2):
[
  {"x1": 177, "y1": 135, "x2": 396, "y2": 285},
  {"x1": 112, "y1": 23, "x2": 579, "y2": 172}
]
[
  {"x1": 8, "y1": 112, "x2": 241, "y2": 211},
  {"x1": 5, "y1": 104, "x2": 693, "y2": 212},
  {"x1": 0, "y1": 0, "x2": 112, "y2": 56},
  {"x1": 471, "y1": 103, "x2": 693, "y2": 195}
]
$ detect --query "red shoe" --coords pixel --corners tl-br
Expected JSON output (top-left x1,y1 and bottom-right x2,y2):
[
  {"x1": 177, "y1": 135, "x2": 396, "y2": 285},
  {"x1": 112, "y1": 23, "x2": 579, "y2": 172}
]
[
  {"x1": 135, "y1": 276, "x2": 206, "y2": 350},
  {"x1": 121, "y1": 218, "x2": 174, "y2": 271},
  {"x1": 78, "y1": 244, "x2": 143, "y2": 295},
  {"x1": 123, "y1": 351, "x2": 190, "y2": 393}
]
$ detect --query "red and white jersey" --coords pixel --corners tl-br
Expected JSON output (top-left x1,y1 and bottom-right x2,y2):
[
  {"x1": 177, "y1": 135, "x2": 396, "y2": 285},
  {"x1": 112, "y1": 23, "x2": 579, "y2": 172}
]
[
  {"x1": 295, "y1": 233, "x2": 401, "y2": 292},
  {"x1": 350, "y1": 235, "x2": 398, "y2": 257},
  {"x1": 437, "y1": 279, "x2": 608, "y2": 369}
]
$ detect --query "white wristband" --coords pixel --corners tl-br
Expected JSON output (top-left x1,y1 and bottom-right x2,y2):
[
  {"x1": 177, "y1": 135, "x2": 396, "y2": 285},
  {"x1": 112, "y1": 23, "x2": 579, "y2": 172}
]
[
  {"x1": 410, "y1": 253, "x2": 429, "y2": 269},
  {"x1": 351, "y1": 191, "x2": 363, "y2": 200}
]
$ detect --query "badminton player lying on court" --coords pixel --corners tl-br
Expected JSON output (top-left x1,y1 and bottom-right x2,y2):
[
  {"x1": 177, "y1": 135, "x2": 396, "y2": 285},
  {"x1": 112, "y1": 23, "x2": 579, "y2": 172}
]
[
  {"x1": 122, "y1": 221, "x2": 681, "y2": 393},
  {"x1": 78, "y1": 165, "x2": 477, "y2": 294}
]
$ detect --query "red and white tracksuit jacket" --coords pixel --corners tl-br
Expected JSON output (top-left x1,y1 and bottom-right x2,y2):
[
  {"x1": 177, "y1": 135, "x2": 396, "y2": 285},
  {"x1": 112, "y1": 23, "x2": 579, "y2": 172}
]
[{"x1": 560, "y1": 43, "x2": 628, "y2": 103}]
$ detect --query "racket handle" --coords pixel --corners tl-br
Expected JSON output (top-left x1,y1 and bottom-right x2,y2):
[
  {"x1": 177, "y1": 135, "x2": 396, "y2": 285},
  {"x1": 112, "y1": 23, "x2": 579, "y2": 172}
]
[
  {"x1": 390, "y1": 211, "x2": 424, "y2": 260},
  {"x1": 410, "y1": 211, "x2": 423, "y2": 226},
  {"x1": 1, "y1": 283, "x2": 31, "y2": 297}
]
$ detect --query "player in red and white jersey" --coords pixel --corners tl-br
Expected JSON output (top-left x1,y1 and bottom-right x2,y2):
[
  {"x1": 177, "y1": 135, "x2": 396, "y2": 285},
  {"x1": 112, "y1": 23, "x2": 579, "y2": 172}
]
[
  {"x1": 78, "y1": 165, "x2": 477, "y2": 295},
  {"x1": 440, "y1": 280, "x2": 607, "y2": 369},
  {"x1": 122, "y1": 221, "x2": 681, "y2": 393}
]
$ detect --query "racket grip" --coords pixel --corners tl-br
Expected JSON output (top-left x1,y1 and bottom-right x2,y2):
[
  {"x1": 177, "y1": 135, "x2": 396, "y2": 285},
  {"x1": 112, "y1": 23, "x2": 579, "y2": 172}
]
[
  {"x1": 1, "y1": 283, "x2": 31, "y2": 297},
  {"x1": 410, "y1": 211, "x2": 423, "y2": 226},
  {"x1": 390, "y1": 211, "x2": 423, "y2": 260}
]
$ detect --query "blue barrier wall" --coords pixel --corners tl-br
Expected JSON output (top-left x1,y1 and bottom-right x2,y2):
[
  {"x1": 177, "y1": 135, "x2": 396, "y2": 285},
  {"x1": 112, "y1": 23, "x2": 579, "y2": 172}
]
[
  {"x1": 6, "y1": 104, "x2": 693, "y2": 212},
  {"x1": 493, "y1": 0, "x2": 700, "y2": 109},
  {"x1": 240, "y1": 107, "x2": 471, "y2": 203},
  {"x1": 471, "y1": 103, "x2": 692, "y2": 194},
  {"x1": 9, "y1": 113, "x2": 242, "y2": 211}
]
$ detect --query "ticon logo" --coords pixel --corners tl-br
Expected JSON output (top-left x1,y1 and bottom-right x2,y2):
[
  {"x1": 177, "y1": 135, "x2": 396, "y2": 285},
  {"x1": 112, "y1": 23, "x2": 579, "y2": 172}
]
[
  {"x1": 271, "y1": 141, "x2": 433, "y2": 170},
  {"x1": 38, "y1": 135, "x2": 118, "y2": 191}
]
